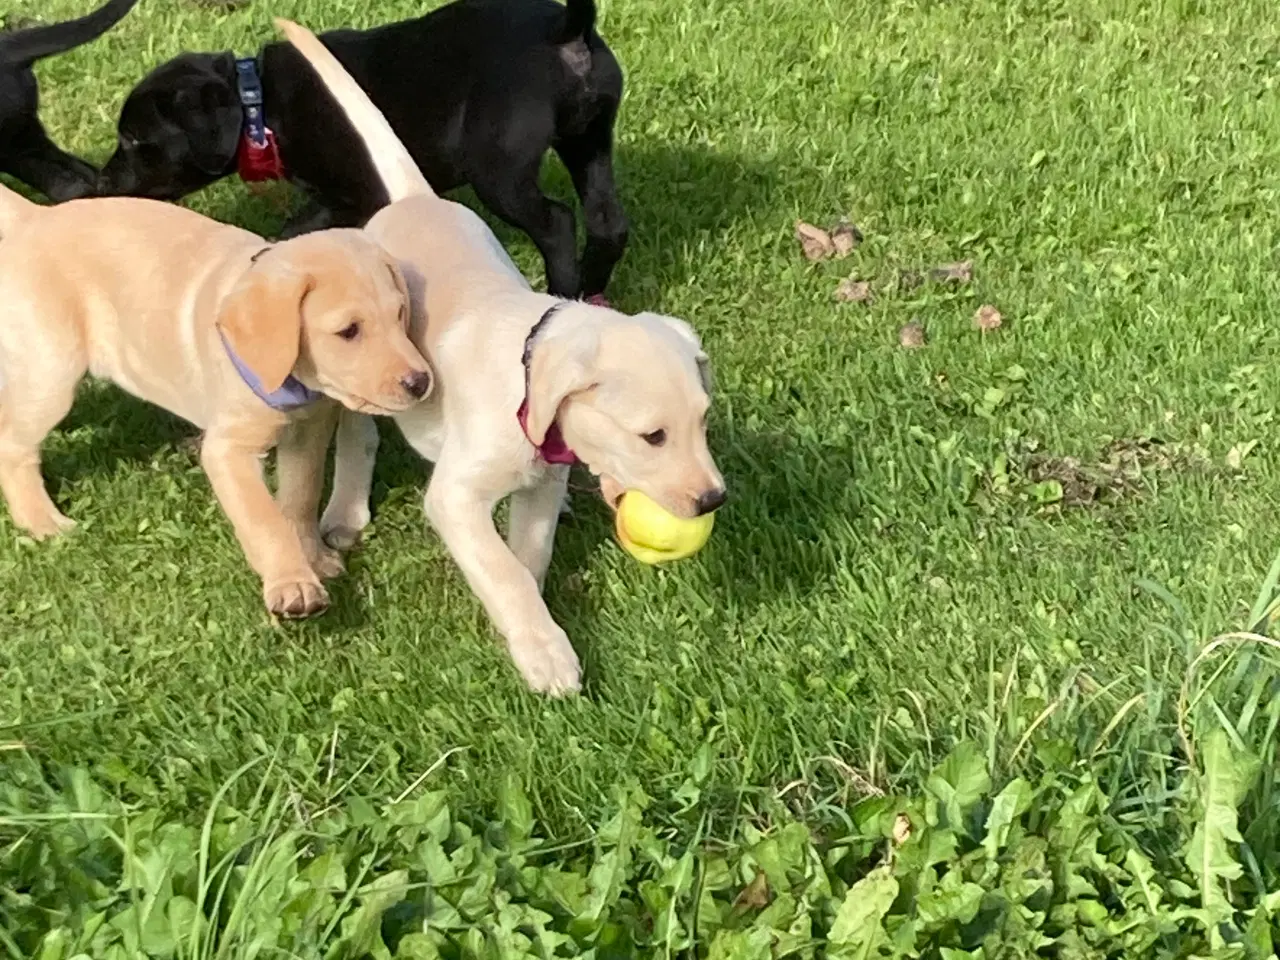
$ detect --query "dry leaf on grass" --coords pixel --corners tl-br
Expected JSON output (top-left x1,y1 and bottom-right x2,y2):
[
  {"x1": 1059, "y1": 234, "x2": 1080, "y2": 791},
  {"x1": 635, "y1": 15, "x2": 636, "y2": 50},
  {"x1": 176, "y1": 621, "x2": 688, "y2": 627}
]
[
  {"x1": 899, "y1": 321, "x2": 926, "y2": 348},
  {"x1": 733, "y1": 870, "x2": 771, "y2": 910},
  {"x1": 1027, "y1": 437, "x2": 1207, "y2": 509},
  {"x1": 835, "y1": 278, "x2": 874, "y2": 303},
  {"x1": 974, "y1": 304, "x2": 1003, "y2": 332},
  {"x1": 929, "y1": 260, "x2": 974, "y2": 284},
  {"x1": 831, "y1": 219, "x2": 863, "y2": 257},
  {"x1": 795, "y1": 220, "x2": 835, "y2": 261},
  {"x1": 897, "y1": 269, "x2": 924, "y2": 293},
  {"x1": 796, "y1": 218, "x2": 863, "y2": 261}
]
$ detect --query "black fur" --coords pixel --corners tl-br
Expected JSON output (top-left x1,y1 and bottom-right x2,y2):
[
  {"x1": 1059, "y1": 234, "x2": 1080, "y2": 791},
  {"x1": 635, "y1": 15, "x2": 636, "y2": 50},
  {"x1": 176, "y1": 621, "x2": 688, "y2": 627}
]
[
  {"x1": 0, "y1": 0, "x2": 138, "y2": 201},
  {"x1": 99, "y1": 0, "x2": 629, "y2": 299}
]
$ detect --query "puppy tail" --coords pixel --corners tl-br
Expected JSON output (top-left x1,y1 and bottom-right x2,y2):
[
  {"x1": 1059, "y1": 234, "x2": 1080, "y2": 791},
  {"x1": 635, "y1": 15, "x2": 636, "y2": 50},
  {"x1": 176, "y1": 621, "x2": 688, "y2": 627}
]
[
  {"x1": 273, "y1": 18, "x2": 435, "y2": 205},
  {"x1": 0, "y1": 0, "x2": 138, "y2": 67},
  {"x1": 558, "y1": 0, "x2": 597, "y2": 43},
  {"x1": 0, "y1": 184, "x2": 39, "y2": 238}
]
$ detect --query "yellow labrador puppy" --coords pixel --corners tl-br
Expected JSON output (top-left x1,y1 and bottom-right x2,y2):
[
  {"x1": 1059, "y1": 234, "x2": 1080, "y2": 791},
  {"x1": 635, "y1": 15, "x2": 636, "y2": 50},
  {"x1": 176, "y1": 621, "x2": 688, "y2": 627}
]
[
  {"x1": 0, "y1": 184, "x2": 433, "y2": 618},
  {"x1": 276, "y1": 20, "x2": 727, "y2": 695}
]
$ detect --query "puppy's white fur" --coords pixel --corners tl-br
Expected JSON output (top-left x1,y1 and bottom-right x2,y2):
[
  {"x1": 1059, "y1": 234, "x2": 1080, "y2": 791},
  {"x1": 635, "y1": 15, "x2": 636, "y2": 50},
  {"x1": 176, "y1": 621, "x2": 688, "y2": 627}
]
[{"x1": 277, "y1": 19, "x2": 725, "y2": 695}]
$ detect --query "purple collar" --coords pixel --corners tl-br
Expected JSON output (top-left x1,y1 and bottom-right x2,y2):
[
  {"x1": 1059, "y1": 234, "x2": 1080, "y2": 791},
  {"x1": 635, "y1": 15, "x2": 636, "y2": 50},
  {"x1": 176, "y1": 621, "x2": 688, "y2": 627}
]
[
  {"x1": 518, "y1": 301, "x2": 578, "y2": 465},
  {"x1": 220, "y1": 330, "x2": 320, "y2": 412}
]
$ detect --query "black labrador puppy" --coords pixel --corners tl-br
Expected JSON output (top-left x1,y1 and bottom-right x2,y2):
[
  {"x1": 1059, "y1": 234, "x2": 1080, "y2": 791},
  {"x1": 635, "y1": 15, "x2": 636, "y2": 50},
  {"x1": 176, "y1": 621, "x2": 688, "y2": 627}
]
[
  {"x1": 0, "y1": 0, "x2": 138, "y2": 201},
  {"x1": 98, "y1": 0, "x2": 628, "y2": 301}
]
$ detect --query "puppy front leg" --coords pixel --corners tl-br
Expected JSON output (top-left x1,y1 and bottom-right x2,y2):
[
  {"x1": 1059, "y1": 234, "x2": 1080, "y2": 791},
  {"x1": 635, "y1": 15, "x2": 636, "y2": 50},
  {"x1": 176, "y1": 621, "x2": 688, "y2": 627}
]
[
  {"x1": 201, "y1": 429, "x2": 328, "y2": 618},
  {"x1": 426, "y1": 473, "x2": 580, "y2": 696},
  {"x1": 275, "y1": 403, "x2": 343, "y2": 580},
  {"x1": 507, "y1": 469, "x2": 569, "y2": 591},
  {"x1": 320, "y1": 409, "x2": 379, "y2": 551}
]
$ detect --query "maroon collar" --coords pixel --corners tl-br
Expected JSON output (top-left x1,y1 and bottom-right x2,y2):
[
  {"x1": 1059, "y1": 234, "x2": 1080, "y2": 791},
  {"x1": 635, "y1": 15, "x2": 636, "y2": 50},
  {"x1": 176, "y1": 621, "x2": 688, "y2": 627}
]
[{"x1": 518, "y1": 301, "x2": 579, "y2": 465}]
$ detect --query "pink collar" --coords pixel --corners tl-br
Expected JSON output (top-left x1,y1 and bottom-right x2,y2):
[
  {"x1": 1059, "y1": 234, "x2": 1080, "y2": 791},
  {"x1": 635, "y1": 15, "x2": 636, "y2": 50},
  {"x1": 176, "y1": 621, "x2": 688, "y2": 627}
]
[{"x1": 517, "y1": 301, "x2": 579, "y2": 465}]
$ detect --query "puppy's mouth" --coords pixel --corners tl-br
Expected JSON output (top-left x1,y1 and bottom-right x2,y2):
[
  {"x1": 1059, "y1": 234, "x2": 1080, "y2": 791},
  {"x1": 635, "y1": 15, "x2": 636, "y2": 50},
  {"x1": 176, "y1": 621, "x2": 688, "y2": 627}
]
[
  {"x1": 598, "y1": 474, "x2": 625, "y2": 511},
  {"x1": 319, "y1": 385, "x2": 407, "y2": 416}
]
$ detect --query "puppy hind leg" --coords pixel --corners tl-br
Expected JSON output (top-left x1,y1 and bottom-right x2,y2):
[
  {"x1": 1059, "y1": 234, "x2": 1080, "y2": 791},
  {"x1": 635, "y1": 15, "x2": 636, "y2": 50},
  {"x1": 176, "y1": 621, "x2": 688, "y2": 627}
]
[
  {"x1": 557, "y1": 124, "x2": 629, "y2": 299},
  {"x1": 4, "y1": 125, "x2": 101, "y2": 202},
  {"x1": 0, "y1": 349, "x2": 86, "y2": 538},
  {"x1": 469, "y1": 161, "x2": 581, "y2": 298},
  {"x1": 320, "y1": 410, "x2": 379, "y2": 551}
]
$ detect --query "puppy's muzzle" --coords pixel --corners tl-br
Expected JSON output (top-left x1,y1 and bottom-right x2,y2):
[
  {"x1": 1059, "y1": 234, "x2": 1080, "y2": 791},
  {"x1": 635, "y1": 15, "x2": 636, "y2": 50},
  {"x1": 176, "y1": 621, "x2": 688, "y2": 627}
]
[{"x1": 400, "y1": 369, "x2": 433, "y2": 400}]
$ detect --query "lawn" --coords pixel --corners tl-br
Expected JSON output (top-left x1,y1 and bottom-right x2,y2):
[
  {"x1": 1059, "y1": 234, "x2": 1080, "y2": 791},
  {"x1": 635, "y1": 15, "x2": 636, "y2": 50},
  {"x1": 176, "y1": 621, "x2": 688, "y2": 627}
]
[{"x1": 5, "y1": 0, "x2": 1280, "y2": 954}]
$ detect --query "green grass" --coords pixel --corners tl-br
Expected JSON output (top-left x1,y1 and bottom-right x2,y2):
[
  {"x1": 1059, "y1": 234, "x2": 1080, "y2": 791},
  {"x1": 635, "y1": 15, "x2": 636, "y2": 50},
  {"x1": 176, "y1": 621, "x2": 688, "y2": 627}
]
[{"x1": 6, "y1": 0, "x2": 1280, "y2": 944}]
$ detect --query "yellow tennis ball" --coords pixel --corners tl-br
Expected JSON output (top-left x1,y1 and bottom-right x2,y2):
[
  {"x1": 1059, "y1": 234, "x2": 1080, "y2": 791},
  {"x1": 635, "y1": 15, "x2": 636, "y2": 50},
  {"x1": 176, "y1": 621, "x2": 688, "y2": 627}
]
[{"x1": 615, "y1": 490, "x2": 715, "y2": 565}]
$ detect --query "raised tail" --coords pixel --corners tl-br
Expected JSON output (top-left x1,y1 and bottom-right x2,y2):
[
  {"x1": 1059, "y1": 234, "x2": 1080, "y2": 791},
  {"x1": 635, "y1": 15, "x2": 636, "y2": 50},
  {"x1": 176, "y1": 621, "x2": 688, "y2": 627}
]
[
  {"x1": 557, "y1": 0, "x2": 597, "y2": 44},
  {"x1": 0, "y1": 0, "x2": 139, "y2": 67},
  {"x1": 273, "y1": 18, "x2": 434, "y2": 205},
  {"x1": 0, "y1": 184, "x2": 40, "y2": 239}
]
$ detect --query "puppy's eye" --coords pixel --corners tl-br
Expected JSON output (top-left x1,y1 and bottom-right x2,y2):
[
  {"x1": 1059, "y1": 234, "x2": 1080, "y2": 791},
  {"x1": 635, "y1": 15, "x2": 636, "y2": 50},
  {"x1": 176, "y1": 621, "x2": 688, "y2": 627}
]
[
  {"x1": 641, "y1": 429, "x2": 667, "y2": 447},
  {"x1": 337, "y1": 322, "x2": 361, "y2": 341}
]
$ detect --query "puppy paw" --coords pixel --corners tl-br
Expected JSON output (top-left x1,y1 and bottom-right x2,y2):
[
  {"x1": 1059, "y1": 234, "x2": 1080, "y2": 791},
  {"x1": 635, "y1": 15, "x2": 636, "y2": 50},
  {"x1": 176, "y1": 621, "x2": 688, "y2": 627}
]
[
  {"x1": 306, "y1": 541, "x2": 346, "y2": 580},
  {"x1": 508, "y1": 627, "x2": 582, "y2": 697},
  {"x1": 263, "y1": 575, "x2": 329, "y2": 620},
  {"x1": 321, "y1": 524, "x2": 364, "y2": 552},
  {"x1": 16, "y1": 507, "x2": 76, "y2": 541},
  {"x1": 320, "y1": 501, "x2": 370, "y2": 552}
]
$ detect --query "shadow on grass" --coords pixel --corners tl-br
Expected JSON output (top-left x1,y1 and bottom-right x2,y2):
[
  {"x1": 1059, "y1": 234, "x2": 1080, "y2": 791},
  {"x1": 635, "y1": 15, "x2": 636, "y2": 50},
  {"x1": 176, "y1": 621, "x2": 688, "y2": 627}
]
[
  {"x1": 353, "y1": 424, "x2": 857, "y2": 684},
  {"x1": 48, "y1": 383, "x2": 198, "y2": 479},
  {"x1": 203, "y1": 139, "x2": 781, "y2": 298}
]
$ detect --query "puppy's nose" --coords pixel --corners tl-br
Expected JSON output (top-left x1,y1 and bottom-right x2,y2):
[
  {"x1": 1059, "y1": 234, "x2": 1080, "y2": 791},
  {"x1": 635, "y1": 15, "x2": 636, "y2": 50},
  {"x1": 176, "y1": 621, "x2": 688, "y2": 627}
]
[
  {"x1": 694, "y1": 487, "x2": 727, "y2": 516},
  {"x1": 400, "y1": 370, "x2": 432, "y2": 399}
]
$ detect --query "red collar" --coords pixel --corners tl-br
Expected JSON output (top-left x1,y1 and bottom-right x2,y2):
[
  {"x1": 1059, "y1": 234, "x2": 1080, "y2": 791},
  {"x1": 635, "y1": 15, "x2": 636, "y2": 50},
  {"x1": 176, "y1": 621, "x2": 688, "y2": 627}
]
[
  {"x1": 517, "y1": 399, "x2": 578, "y2": 464},
  {"x1": 517, "y1": 301, "x2": 579, "y2": 465},
  {"x1": 237, "y1": 128, "x2": 285, "y2": 182}
]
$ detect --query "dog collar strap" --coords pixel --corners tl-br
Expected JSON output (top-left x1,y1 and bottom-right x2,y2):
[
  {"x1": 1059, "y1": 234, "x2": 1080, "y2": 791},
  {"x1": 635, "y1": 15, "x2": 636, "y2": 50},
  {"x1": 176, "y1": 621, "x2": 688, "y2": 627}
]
[
  {"x1": 518, "y1": 301, "x2": 578, "y2": 465},
  {"x1": 219, "y1": 330, "x2": 320, "y2": 412},
  {"x1": 234, "y1": 57, "x2": 285, "y2": 182}
]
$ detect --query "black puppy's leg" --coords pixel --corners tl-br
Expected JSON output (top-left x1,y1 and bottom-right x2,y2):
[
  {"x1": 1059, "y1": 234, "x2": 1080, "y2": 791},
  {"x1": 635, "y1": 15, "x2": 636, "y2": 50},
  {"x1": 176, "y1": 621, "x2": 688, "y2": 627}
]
[
  {"x1": 558, "y1": 126, "x2": 629, "y2": 299},
  {"x1": 470, "y1": 161, "x2": 581, "y2": 298},
  {"x1": 4, "y1": 126, "x2": 100, "y2": 201}
]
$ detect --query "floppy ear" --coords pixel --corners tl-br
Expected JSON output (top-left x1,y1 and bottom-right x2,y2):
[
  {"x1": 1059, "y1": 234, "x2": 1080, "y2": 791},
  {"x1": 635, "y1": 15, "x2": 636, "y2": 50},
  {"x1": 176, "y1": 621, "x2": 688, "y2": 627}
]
[
  {"x1": 654, "y1": 314, "x2": 713, "y2": 395},
  {"x1": 383, "y1": 257, "x2": 412, "y2": 328},
  {"x1": 525, "y1": 328, "x2": 600, "y2": 446},
  {"x1": 216, "y1": 260, "x2": 313, "y2": 393}
]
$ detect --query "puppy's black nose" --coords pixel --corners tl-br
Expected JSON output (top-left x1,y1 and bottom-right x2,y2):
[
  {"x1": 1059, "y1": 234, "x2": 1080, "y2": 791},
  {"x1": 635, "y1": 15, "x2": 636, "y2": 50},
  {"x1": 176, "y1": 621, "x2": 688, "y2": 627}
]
[
  {"x1": 400, "y1": 370, "x2": 432, "y2": 399},
  {"x1": 694, "y1": 487, "x2": 727, "y2": 516}
]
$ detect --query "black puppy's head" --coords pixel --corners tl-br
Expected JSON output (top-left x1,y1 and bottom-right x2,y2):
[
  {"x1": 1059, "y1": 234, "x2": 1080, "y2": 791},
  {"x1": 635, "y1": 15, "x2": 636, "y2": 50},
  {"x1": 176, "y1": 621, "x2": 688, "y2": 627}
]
[{"x1": 99, "y1": 52, "x2": 243, "y2": 199}]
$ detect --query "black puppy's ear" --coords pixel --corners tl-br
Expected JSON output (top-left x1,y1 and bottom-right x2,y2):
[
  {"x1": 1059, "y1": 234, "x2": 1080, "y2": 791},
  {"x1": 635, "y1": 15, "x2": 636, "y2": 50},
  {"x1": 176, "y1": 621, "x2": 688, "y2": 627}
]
[{"x1": 173, "y1": 81, "x2": 242, "y2": 176}]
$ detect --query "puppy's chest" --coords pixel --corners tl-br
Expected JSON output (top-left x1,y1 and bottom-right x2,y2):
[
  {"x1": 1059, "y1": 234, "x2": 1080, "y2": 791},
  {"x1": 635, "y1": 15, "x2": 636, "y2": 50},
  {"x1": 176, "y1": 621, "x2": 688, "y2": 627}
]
[{"x1": 394, "y1": 400, "x2": 446, "y2": 463}]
